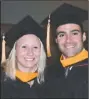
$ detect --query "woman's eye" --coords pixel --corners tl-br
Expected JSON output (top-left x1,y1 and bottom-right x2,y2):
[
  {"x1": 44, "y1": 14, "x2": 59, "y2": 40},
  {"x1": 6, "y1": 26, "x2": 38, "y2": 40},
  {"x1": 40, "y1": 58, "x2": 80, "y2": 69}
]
[
  {"x1": 34, "y1": 46, "x2": 38, "y2": 49},
  {"x1": 22, "y1": 46, "x2": 26, "y2": 48}
]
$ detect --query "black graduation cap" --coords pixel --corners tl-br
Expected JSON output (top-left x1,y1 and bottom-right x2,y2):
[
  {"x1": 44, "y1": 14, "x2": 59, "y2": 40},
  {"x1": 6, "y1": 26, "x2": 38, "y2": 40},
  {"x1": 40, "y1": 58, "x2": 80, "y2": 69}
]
[
  {"x1": 41, "y1": 3, "x2": 88, "y2": 30},
  {"x1": 5, "y1": 15, "x2": 46, "y2": 48},
  {"x1": 41, "y1": 3, "x2": 88, "y2": 58}
]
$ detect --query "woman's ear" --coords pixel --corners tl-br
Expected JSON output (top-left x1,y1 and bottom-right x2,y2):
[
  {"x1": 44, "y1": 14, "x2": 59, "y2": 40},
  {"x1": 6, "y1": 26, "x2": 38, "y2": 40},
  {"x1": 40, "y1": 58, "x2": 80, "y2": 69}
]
[{"x1": 55, "y1": 38, "x2": 58, "y2": 44}]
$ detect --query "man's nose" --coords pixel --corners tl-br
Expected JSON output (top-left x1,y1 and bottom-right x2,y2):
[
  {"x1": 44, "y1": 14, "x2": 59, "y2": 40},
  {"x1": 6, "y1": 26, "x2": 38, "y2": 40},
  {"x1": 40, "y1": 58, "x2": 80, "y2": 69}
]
[{"x1": 66, "y1": 35, "x2": 71, "y2": 43}]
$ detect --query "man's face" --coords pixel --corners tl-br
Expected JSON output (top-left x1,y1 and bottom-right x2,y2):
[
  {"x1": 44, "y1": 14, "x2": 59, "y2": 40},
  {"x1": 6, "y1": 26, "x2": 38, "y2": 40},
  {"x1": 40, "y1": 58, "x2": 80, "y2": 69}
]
[{"x1": 56, "y1": 23, "x2": 86, "y2": 58}]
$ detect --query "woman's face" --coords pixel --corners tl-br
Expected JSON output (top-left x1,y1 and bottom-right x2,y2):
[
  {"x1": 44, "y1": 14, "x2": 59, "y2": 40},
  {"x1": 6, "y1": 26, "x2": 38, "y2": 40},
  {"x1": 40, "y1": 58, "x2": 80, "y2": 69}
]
[{"x1": 16, "y1": 34, "x2": 41, "y2": 72}]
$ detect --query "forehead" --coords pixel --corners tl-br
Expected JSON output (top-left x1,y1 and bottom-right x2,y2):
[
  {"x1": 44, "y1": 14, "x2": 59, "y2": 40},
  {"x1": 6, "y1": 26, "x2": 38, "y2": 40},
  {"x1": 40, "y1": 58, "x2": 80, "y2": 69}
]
[
  {"x1": 16, "y1": 34, "x2": 40, "y2": 45},
  {"x1": 56, "y1": 23, "x2": 81, "y2": 32}
]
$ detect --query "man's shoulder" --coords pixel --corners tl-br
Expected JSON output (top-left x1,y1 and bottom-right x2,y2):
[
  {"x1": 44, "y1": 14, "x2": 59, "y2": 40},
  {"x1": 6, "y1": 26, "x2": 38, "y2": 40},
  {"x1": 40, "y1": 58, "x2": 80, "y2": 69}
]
[{"x1": 67, "y1": 64, "x2": 88, "y2": 86}]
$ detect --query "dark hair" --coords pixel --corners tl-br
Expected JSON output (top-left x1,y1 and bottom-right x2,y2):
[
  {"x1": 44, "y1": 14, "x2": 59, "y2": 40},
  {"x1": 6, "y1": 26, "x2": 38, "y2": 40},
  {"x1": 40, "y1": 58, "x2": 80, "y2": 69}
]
[{"x1": 53, "y1": 23, "x2": 84, "y2": 38}]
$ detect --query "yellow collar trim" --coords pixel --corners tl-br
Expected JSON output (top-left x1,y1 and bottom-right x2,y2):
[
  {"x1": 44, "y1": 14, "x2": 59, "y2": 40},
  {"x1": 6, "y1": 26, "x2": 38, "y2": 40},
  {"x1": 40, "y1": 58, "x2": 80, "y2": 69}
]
[
  {"x1": 16, "y1": 70, "x2": 38, "y2": 82},
  {"x1": 60, "y1": 49, "x2": 88, "y2": 67}
]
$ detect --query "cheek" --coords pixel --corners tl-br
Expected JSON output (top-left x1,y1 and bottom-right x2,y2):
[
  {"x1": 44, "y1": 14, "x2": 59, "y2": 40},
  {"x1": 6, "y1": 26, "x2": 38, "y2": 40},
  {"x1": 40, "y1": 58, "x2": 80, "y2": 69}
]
[
  {"x1": 33, "y1": 48, "x2": 41, "y2": 55},
  {"x1": 16, "y1": 48, "x2": 26, "y2": 57},
  {"x1": 72, "y1": 36, "x2": 83, "y2": 42},
  {"x1": 34, "y1": 51, "x2": 41, "y2": 57},
  {"x1": 57, "y1": 38, "x2": 65, "y2": 44},
  {"x1": 34, "y1": 51, "x2": 41, "y2": 60},
  {"x1": 16, "y1": 52, "x2": 25, "y2": 63}
]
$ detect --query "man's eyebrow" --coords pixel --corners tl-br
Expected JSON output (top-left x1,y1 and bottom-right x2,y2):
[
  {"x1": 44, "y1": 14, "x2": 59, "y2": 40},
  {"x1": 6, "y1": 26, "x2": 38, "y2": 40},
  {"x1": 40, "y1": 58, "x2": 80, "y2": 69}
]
[
  {"x1": 71, "y1": 29, "x2": 81, "y2": 32},
  {"x1": 56, "y1": 29, "x2": 81, "y2": 35},
  {"x1": 56, "y1": 31, "x2": 66, "y2": 34}
]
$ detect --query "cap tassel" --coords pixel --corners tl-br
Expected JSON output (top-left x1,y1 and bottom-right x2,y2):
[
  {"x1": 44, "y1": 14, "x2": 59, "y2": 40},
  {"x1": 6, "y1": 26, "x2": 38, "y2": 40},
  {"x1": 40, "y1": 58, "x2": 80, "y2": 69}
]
[
  {"x1": 46, "y1": 15, "x2": 51, "y2": 57},
  {"x1": 1, "y1": 33, "x2": 6, "y2": 64}
]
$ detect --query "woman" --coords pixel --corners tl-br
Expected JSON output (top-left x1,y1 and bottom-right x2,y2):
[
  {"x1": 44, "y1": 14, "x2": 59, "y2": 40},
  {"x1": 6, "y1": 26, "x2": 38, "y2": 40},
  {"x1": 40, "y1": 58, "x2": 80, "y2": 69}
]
[{"x1": 1, "y1": 15, "x2": 46, "y2": 98}]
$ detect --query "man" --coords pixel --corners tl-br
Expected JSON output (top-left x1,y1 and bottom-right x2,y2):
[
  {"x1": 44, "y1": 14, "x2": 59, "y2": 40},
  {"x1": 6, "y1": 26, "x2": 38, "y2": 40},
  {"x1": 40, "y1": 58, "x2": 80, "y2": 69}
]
[{"x1": 41, "y1": 3, "x2": 88, "y2": 98}]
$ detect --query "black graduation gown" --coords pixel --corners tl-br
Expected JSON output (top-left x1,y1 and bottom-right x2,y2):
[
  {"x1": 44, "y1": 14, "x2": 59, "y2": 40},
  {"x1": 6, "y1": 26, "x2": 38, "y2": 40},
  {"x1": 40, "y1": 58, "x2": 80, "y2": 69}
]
[
  {"x1": 44, "y1": 57, "x2": 65, "y2": 81},
  {"x1": 41, "y1": 58, "x2": 88, "y2": 98},
  {"x1": 61, "y1": 59, "x2": 88, "y2": 98},
  {"x1": 1, "y1": 73, "x2": 42, "y2": 99}
]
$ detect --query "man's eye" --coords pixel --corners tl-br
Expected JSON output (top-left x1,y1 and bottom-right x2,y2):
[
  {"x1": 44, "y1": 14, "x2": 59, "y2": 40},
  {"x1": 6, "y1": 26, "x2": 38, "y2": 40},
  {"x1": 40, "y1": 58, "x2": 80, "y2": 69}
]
[
  {"x1": 58, "y1": 34, "x2": 65, "y2": 37},
  {"x1": 72, "y1": 32, "x2": 79, "y2": 35}
]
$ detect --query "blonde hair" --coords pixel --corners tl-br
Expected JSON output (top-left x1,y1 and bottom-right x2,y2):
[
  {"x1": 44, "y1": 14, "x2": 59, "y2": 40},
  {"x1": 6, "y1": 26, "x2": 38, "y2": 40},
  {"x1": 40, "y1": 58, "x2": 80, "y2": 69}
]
[{"x1": 3, "y1": 40, "x2": 46, "y2": 84}]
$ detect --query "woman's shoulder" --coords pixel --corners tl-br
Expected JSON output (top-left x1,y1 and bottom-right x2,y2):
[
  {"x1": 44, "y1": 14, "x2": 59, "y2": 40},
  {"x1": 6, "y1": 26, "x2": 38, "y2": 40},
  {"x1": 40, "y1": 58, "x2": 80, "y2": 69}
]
[{"x1": 1, "y1": 68, "x2": 15, "y2": 85}]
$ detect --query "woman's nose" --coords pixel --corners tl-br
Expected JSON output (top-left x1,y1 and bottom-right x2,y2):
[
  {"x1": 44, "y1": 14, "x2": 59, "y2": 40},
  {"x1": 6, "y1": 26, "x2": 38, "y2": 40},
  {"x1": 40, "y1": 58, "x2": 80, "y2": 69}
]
[{"x1": 27, "y1": 48, "x2": 33, "y2": 55}]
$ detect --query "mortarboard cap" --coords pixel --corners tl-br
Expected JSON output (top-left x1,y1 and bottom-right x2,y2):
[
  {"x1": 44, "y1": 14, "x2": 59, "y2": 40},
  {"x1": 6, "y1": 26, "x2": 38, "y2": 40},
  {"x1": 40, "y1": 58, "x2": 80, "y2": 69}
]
[
  {"x1": 41, "y1": 3, "x2": 88, "y2": 30},
  {"x1": 5, "y1": 15, "x2": 46, "y2": 48},
  {"x1": 41, "y1": 3, "x2": 88, "y2": 58}
]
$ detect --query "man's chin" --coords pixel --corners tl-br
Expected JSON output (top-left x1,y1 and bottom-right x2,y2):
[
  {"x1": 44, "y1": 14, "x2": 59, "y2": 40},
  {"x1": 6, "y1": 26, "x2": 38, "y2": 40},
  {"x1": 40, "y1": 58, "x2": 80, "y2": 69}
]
[{"x1": 64, "y1": 52, "x2": 77, "y2": 58}]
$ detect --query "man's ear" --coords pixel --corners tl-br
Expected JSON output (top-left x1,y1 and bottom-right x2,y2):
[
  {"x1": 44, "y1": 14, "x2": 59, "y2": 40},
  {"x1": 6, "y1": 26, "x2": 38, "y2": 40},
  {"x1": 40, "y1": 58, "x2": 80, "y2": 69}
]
[{"x1": 83, "y1": 32, "x2": 86, "y2": 42}]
